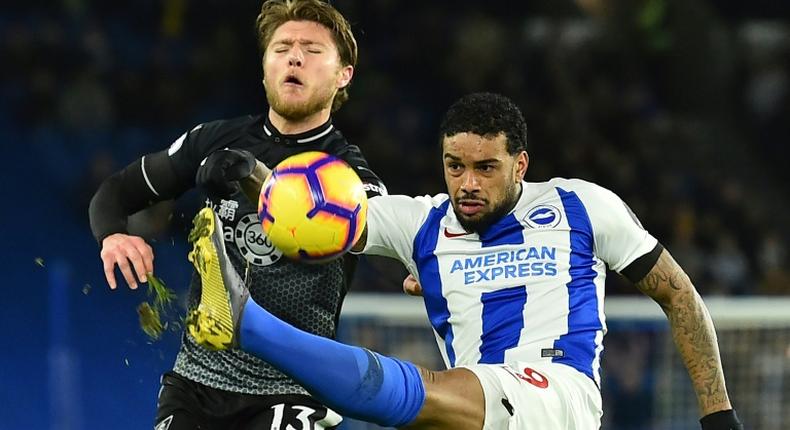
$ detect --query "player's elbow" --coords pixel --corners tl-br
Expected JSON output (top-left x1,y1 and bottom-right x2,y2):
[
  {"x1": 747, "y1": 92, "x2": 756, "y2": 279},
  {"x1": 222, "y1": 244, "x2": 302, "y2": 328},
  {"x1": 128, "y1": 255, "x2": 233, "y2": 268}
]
[
  {"x1": 633, "y1": 248, "x2": 699, "y2": 309},
  {"x1": 656, "y1": 271, "x2": 701, "y2": 314}
]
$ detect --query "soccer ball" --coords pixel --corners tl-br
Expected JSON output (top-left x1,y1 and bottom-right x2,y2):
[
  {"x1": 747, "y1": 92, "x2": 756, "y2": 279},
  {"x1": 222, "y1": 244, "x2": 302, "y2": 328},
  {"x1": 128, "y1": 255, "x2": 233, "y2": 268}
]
[{"x1": 258, "y1": 151, "x2": 367, "y2": 262}]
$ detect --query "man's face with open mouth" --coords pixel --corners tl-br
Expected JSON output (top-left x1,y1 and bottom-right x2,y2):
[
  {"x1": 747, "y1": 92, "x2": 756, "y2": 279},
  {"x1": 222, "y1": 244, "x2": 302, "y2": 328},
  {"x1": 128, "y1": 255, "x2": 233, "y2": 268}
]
[{"x1": 262, "y1": 20, "x2": 349, "y2": 121}]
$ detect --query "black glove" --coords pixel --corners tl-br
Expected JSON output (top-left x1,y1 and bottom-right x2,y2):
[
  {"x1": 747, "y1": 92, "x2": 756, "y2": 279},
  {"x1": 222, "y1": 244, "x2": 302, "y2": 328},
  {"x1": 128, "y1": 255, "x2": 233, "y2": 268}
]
[
  {"x1": 700, "y1": 409, "x2": 743, "y2": 430},
  {"x1": 195, "y1": 149, "x2": 257, "y2": 197}
]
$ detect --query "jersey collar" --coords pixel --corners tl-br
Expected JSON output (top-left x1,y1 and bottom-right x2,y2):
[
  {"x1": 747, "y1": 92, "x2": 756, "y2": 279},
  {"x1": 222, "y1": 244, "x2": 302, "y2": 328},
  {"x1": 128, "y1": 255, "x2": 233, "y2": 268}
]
[{"x1": 262, "y1": 116, "x2": 335, "y2": 145}]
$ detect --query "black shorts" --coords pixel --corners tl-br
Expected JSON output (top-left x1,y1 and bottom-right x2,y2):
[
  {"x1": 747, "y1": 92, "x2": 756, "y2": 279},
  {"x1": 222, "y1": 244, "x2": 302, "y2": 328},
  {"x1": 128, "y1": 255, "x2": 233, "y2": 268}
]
[{"x1": 154, "y1": 371, "x2": 342, "y2": 430}]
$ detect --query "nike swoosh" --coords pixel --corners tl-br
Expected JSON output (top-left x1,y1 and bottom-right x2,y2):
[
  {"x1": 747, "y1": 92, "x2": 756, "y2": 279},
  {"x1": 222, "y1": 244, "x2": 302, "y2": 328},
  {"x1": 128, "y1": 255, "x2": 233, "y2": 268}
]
[{"x1": 444, "y1": 228, "x2": 469, "y2": 238}]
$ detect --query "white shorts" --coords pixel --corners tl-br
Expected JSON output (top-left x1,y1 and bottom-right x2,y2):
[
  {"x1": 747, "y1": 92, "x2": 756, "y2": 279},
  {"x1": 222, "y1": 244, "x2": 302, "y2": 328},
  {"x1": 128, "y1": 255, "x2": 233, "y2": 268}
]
[{"x1": 461, "y1": 362, "x2": 602, "y2": 430}]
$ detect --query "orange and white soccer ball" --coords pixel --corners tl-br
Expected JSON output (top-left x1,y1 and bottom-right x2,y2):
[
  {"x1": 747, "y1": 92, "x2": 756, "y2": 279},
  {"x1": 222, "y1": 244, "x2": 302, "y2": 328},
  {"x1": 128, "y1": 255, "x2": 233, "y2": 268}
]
[{"x1": 258, "y1": 151, "x2": 367, "y2": 262}]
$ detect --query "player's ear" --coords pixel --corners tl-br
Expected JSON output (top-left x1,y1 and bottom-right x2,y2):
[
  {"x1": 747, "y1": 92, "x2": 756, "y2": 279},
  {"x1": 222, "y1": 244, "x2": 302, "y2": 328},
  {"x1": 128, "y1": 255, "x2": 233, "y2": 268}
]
[
  {"x1": 337, "y1": 65, "x2": 354, "y2": 89},
  {"x1": 260, "y1": 55, "x2": 269, "y2": 87},
  {"x1": 514, "y1": 151, "x2": 529, "y2": 182}
]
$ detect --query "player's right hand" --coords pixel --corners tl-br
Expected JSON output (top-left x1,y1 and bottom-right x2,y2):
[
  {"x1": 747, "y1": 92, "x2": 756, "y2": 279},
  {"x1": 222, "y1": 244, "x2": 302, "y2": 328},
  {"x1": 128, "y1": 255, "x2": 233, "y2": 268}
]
[
  {"x1": 196, "y1": 148, "x2": 257, "y2": 197},
  {"x1": 403, "y1": 274, "x2": 423, "y2": 296},
  {"x1": 100, "y1": 233, "x2": 154, "y2": 290}
]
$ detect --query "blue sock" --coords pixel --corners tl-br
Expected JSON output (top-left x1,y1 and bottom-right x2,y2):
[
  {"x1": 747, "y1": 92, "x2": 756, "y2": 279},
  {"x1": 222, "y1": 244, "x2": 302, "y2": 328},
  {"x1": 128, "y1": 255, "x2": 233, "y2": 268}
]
[{"x1": 239, "y1": 298, "x2": 426, "y2": 427}]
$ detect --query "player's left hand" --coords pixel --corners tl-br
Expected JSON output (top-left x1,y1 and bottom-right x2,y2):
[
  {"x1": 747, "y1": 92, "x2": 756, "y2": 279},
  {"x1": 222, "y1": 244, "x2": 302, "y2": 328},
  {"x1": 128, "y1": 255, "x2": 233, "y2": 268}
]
[
  {"x1": 403, "y1": 274, "x2": 422, "y2": 296},
  {"x1": 700, "y1": 409, "x2": 743, "y2": 430},
  {"x1": 196, "y1": 148, "x2": 257, "y2": 197}
]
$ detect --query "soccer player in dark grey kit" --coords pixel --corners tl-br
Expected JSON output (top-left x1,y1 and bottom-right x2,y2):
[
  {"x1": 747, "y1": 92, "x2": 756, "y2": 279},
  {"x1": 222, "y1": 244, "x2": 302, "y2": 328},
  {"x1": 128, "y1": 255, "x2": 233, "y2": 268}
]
[{"x1": 88, "y1": 1, "x2": 385, "y2": 428}]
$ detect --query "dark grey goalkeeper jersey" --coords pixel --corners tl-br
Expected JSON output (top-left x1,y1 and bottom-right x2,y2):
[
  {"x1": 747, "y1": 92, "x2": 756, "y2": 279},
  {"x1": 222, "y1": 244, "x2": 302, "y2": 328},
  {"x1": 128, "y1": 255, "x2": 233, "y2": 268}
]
[{"x1": 162, "y1": 115, "x2": 386, "y2": 394}]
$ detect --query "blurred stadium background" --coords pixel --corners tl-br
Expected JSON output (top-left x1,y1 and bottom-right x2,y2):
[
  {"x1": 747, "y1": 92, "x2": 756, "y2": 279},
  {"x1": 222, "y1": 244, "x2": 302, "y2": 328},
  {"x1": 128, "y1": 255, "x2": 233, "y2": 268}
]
[{"x1": 2, "y1": 0, "x2": 789, "y2": 429}]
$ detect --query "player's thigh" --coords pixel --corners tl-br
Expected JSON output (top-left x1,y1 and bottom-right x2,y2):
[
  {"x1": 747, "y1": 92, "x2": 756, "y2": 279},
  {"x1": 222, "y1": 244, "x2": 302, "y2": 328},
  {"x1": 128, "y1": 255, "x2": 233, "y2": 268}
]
[
  {"x1": 154, "y1": 372, "x2": 208, "y2": 429},
  {"x1": 405, "y1": 367, "x2": 486, "y2": 430},
  {"x1": 240, "y1": 395, "x2": 343, "y2": 430},
  {"x1": 466, "y1": 362, "x2": 602, "y2": 430},
  {"x1": 154, "y1": 410, "x2": 201, "y2": 430},
  {"x1": 156, "y1": 375, "x2": 344, "y2": 430}
]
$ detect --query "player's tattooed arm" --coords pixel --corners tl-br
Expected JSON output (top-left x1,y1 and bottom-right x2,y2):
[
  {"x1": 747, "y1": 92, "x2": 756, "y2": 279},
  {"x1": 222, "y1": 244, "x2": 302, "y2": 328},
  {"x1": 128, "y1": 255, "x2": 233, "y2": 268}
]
[
  {"x1": 240, "y1": 160, "x2": 272, "y2": 205},
  {"x1": 634, "y1": 249, "x2": 733, "y2": 416}
]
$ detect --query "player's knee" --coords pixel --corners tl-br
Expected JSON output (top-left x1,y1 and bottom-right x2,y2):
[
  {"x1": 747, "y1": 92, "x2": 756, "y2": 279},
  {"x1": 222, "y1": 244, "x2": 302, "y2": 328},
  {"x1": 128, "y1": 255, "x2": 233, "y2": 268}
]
[{"x1": 409, "y1": 368, "x2": 485, "y2": 430}]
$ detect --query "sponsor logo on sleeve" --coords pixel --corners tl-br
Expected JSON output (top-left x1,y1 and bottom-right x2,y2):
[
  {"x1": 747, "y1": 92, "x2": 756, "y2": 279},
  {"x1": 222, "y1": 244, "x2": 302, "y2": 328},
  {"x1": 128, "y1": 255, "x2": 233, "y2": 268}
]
[{"x1": 363, "y1": 182, "x2": 388, "y2": 196}]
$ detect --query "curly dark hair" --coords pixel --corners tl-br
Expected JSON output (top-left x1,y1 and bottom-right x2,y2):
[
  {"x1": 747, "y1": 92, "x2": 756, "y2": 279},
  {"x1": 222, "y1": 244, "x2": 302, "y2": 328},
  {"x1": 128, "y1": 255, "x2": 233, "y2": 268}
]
[{"x1": 438, "y1": 92, "x2": 527, "y2": 155}]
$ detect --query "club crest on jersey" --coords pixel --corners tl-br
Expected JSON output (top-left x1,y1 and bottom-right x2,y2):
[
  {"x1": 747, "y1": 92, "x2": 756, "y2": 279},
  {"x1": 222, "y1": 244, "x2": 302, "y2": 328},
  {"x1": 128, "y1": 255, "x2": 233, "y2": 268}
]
[{"x1": 524, "y1": 205, "x2": 562, "y2": 229}]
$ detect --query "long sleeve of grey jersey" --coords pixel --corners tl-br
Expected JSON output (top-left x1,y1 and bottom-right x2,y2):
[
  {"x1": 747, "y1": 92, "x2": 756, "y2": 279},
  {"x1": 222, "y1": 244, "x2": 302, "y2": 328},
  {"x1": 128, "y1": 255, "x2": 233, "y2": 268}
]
[{"x1": 88, "y1": 150, "x2": 189, "y2": 244}]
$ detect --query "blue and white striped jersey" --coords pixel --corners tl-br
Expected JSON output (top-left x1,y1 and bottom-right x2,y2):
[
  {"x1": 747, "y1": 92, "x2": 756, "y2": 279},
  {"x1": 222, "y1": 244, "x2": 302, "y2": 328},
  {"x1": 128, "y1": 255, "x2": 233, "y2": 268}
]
[{"x1": 361, "y1": 178, "x2": 657, "y2": 385}]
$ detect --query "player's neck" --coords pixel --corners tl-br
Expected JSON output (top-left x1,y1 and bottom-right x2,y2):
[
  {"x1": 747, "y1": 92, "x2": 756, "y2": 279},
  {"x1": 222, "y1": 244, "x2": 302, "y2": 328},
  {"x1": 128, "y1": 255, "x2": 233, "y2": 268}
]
[
  {"x1": 267, "y1": 108, "x2": 331, "y2": 135},
  {"x1": 505, "y1": 182, "x2": 524, "y2": 214}
]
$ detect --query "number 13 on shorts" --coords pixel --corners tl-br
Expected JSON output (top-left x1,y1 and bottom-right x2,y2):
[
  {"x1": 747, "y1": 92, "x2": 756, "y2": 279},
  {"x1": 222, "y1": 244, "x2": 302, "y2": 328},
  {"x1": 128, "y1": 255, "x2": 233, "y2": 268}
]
[{"x1": 269, "y1": 403, "x2": 343, "y2": 430}]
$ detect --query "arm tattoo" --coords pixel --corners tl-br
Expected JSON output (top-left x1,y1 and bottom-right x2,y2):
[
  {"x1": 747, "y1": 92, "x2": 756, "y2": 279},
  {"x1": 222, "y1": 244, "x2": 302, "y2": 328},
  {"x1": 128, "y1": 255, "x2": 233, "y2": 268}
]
[{"x1": 634, "y1": 250, "x2": 732, "y2": 415}]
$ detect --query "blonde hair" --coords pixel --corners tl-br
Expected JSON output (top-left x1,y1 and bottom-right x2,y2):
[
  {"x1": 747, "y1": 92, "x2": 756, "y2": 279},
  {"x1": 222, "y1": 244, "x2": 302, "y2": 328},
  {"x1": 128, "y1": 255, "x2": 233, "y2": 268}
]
[{"x1": 256, "y1": 0, "x2": 358, "y2": 112}]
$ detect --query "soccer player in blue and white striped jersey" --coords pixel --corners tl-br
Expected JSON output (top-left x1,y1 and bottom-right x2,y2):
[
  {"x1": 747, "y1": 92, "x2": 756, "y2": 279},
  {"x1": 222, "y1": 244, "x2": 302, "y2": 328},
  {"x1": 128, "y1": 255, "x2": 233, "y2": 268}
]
[{"x1": 187, "y1": 92, "x2": 743, "y2": 430}]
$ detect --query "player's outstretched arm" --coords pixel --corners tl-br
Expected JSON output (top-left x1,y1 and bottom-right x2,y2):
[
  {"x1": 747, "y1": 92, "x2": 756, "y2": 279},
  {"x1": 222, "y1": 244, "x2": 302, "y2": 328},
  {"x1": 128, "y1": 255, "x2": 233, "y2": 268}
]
[
  {"x1": 90, "y1": 151, "x2": 185, "y2": 290},
  {"x1": 634, "y1": 249, "x2": 743, "y2": 429}
]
